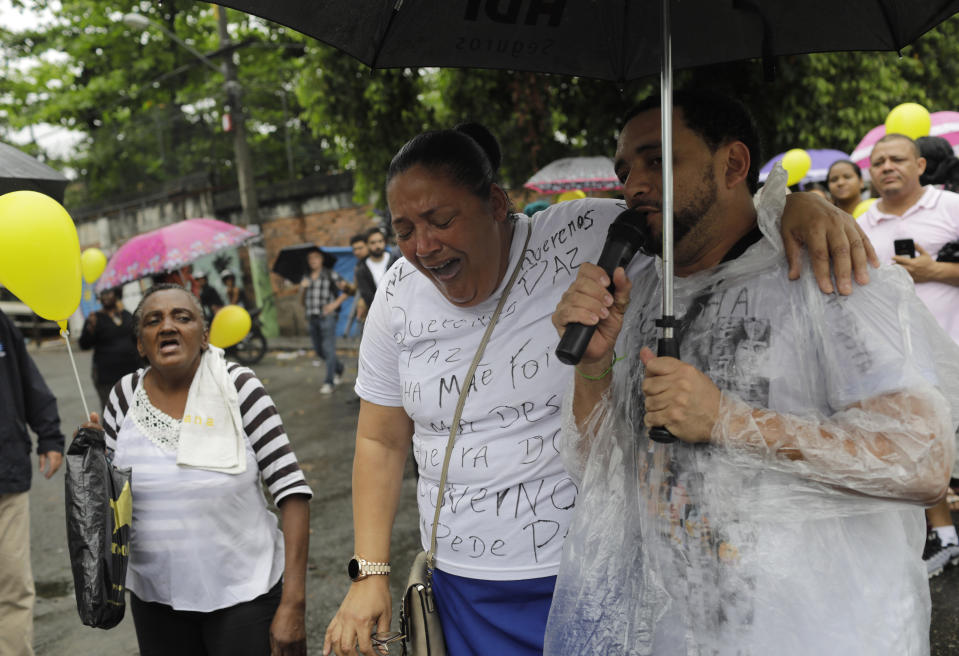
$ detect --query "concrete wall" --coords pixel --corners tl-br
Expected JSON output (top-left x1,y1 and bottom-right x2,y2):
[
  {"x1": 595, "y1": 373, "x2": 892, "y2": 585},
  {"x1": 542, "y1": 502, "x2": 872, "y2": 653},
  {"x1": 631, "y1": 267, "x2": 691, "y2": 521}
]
[{"x1": 73, "y1": 173, "x2": 218, "y2": 249}]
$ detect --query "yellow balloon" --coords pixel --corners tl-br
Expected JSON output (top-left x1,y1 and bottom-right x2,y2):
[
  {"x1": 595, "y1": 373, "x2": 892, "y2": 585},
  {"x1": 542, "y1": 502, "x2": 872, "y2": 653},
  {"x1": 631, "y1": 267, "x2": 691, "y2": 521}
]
[
  {"x1": 0, "y1": 191, "x2": 81, "y2": 330},
  {"x1": 852, "y1": 198, "x2": 878, "y2": 219},
  {"x1": 781, "y1": 149, "x2": 812, "y2": 186},
  {"x1": 885, "y1": 103, "x2": 931, "y2": 139},
  {"x1": 209, "y1": 305, "x2": 252, "y2": 348},
  {"x1": 80, "y1": 248, "x2": 108, "y2": 284},
  {"x1": 557, "y1": 189, "x2": 587, "y2": 202}
]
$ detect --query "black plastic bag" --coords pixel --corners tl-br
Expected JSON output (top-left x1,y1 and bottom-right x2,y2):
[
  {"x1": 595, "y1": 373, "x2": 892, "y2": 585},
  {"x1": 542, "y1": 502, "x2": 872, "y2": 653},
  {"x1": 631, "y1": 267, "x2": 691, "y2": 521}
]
[{"x1": 64, "y1": 426, "x2": 132, "y2": 629}]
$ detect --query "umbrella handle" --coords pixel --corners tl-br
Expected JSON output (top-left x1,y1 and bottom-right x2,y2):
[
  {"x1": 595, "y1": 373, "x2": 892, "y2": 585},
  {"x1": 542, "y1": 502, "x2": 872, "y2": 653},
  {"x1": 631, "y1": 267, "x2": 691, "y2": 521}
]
[{"x1": 648, "y1": 334, "x2": 678, "y2": 444}]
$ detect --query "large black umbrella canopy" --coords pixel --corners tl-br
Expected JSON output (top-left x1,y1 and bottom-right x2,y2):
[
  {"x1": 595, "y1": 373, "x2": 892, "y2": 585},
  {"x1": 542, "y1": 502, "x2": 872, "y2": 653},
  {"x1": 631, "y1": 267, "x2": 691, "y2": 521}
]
[
  {"x1": 213, "y1": 1, "x2": 959, "y2": 82},
  {"x1": 0, "y1": 142, "x2": 69, "y2": 203}
]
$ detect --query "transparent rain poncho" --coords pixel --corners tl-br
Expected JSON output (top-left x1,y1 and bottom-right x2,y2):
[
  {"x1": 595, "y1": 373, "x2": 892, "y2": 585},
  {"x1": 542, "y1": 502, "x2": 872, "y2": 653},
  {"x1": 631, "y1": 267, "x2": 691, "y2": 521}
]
[{"x1": 545, "y1": 170, "x2": 959, "y2": 656}]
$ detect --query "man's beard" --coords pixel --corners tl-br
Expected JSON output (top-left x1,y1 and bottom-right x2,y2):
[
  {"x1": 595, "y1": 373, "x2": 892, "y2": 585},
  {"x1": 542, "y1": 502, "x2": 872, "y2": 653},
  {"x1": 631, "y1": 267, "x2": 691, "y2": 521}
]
[
  {"x1": 637, "y1": 167, "x2": 717, "y2": 257},
  {"x1": 369, "y1": 247, "x2": 385, "y2": 258}
]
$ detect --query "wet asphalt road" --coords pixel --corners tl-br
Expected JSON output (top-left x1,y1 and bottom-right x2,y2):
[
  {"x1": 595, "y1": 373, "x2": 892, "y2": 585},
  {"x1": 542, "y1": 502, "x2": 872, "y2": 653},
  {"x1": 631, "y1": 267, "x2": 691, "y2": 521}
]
[
  {"x1": 23, "y1": 341, "x2": 959, "y2": 655},
  {"x1": 27, "y1": 341, "x2": 421, "y2": 656}
]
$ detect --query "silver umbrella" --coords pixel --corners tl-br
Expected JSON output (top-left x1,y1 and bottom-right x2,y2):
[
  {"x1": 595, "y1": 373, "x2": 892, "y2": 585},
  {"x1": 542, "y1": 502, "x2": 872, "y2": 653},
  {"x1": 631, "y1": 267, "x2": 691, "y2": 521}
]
[{"x1": 523, "y1": 156, "x2": 621, "y2": 195}]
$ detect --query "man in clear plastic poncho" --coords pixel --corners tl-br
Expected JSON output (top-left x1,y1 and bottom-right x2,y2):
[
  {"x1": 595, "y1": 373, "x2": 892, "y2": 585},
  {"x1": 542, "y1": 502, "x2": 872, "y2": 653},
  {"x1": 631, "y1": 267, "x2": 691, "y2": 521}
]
[{"x1": 546, "y1": 90, "x2": 959, "y2": 656}]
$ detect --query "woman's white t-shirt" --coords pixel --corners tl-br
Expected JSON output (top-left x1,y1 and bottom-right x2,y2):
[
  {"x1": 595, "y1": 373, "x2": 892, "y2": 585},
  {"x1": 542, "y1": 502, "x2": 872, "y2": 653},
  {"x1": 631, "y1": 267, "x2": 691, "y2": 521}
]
[{"x1": 355, "y1": 198, "x2": 653, "y2": 580}]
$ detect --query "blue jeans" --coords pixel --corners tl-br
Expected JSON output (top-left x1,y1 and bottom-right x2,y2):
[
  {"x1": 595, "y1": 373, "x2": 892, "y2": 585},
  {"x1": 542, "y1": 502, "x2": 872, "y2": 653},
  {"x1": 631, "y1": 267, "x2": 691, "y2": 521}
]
[{"x1": 308, "y1": 314, "x2": 342, "y2": 385}]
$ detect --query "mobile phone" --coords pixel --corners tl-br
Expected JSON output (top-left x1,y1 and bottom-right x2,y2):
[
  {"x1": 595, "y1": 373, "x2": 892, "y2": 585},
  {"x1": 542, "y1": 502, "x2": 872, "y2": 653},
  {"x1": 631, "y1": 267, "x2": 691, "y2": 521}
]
[{"x1": 894, "y1": 239, "x2": 916, "y2": 258}]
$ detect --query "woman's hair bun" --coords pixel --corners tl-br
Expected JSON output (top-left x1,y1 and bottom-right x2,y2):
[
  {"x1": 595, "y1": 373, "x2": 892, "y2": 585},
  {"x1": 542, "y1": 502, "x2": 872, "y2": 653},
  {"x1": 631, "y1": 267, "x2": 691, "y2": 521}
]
[{"x1": 454, "y1": 122, "x2": 501, "y2": 173}]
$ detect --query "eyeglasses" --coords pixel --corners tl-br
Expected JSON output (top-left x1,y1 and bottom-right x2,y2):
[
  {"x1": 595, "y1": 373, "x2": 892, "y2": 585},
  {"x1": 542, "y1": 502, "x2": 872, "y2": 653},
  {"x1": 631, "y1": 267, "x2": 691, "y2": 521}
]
[{"x1": 371, "y1": 630, "x2": 406, "y2": 656}]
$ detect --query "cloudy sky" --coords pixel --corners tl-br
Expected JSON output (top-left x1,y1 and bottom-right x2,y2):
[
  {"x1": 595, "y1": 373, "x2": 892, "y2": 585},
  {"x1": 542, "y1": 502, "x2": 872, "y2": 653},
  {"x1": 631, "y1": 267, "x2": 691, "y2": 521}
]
[
  {"x1": 0, "y1": 0, "x2": 36, "y2": 30},
  {"x1": 1, "y1": 0, "x2": 83, "y2": 164}
]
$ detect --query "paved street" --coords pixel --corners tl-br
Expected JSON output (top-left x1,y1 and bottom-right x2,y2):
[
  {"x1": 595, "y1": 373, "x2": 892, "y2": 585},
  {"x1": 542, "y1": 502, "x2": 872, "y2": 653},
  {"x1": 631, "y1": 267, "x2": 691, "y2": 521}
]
[
  {"x1": 27, "y1": 340, "x2": 421, "y2": 656},
  {"x1": 22, "y1": 339, "x2": 959, "y2": 655}
]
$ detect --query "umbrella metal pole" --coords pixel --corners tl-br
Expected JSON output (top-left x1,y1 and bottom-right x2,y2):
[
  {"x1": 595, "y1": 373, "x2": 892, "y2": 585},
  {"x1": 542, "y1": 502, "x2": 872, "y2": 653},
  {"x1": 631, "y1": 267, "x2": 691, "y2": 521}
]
[
  {"x1": 649, "y1": 0, "x2": 678, "y2": 444},
  {"x1": 660, "y1": 0, "x2": 673, "y2": 325}
]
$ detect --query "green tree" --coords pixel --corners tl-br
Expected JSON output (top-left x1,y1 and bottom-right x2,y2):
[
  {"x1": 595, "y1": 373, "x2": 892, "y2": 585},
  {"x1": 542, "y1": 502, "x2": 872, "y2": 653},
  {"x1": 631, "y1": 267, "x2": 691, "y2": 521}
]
[
  {"x1": 4, "y1": 3, "x2": 959, "y2": 211},
  {"x1": 296, "y1": 63, "x2": 652, "y2": 199},
  {"x1": 432, "y1": 69, "x2": 644, "y2": 188},
  {"x1": 295, "y1": 47, "x2": 435, "y2": 204},
  {"x1": 0, "y1": 1, "x2": 331, "y2": 207},
  {"x1": 684, "y1": 14, "x2": 959, "y2": 161}
]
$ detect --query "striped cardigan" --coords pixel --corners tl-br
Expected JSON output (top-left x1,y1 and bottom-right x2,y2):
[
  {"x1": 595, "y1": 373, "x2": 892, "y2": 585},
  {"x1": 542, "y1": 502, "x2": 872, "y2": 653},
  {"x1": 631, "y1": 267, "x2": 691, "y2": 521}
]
[{"x1": 102, "y1": 362, "x2": 312, "y2": 504}]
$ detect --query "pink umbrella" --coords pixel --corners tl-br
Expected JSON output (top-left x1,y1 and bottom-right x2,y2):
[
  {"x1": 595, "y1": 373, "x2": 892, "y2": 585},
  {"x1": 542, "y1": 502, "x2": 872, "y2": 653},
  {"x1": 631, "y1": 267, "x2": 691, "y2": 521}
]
[
  {"x1": 96, "y1": 218, "x2": 255, "y2": 291},
  {"x1": 851, "y1": 110, "x2": 959, "y2": 170}
]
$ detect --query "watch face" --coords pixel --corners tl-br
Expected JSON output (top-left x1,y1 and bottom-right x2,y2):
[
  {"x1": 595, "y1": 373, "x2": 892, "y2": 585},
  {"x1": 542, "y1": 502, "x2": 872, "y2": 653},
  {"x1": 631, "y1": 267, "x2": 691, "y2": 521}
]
[{"x1": 348, "y1": 558, "x2": 360, "y2": 580}]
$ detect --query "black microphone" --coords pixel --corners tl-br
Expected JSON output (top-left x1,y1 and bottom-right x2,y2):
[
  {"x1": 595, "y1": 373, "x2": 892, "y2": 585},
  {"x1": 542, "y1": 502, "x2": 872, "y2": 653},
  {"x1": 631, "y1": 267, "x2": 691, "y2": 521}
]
[{"x1": 555, "y1": 208, "x2": 647, "y2": 366}]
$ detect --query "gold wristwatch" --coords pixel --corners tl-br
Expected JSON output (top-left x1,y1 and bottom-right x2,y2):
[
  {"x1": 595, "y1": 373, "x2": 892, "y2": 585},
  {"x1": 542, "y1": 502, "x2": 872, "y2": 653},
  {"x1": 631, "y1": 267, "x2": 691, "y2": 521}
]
[{"x1": 348, "y1": 556, "x2": 391, "y2": 582}]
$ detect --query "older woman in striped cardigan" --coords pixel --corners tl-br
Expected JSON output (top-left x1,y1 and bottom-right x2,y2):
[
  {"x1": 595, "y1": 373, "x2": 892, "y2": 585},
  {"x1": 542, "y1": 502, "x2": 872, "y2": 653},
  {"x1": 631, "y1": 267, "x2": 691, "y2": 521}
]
[{"x1": 88, "y1": 283, "x2": 311, "y2": 656}]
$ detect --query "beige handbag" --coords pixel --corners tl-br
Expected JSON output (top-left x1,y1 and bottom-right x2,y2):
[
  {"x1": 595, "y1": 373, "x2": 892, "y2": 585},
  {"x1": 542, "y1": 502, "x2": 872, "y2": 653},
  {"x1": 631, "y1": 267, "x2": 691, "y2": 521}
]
[
  {"x1": 397, "y1": 224, "x2": 531, "y2": 656},
  {"x1": 400, "y1": 551, "x2": 444, "y2": 655}
]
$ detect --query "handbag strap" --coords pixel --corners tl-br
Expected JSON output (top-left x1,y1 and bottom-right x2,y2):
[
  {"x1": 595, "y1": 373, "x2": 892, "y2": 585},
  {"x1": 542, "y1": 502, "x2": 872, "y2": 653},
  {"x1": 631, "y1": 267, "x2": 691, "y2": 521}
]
[{"x1": 426, "y1": 222, "x2": 532, "y2": 574}]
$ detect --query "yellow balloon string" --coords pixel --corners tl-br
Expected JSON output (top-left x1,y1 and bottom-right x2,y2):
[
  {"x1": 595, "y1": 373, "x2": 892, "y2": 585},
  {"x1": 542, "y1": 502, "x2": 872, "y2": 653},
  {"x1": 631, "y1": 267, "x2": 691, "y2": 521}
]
[{"x1": 60, "y1": 326, "x2": 91, "y2": 420}]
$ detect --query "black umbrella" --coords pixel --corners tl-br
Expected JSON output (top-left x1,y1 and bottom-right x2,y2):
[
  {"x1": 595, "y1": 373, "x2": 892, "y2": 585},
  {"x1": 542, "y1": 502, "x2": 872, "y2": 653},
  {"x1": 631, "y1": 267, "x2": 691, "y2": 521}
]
[
  {"x1": 216, "y1": 0, "x2": 959, "y2": 441},
  {"x1": 210, "y1": 1, "x2": 959, "y2": 83},
  {"x1": 0, "y1": 142, "x2": 69, "y2": 203},
  {"x1": 272, "y1": 243, "x2": 337, "y2": 283}
]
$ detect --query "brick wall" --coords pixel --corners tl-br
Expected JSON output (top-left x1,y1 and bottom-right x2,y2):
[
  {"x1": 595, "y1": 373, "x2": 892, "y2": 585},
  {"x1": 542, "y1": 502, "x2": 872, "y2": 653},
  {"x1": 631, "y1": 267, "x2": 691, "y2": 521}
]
[
  {"x1": 264, "y1": 205, "x2": 377, "y2": 297},
  {"x1": 264, "y1": 204, "x2": 377, "y2": 335},
  {"x1": 304, "y1": 207, "x2": 377, "y2": 246}
]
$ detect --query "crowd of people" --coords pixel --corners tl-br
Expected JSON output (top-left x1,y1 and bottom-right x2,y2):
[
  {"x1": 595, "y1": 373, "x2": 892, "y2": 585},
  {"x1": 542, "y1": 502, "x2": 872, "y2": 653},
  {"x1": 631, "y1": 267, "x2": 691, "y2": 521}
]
[
  {"x1": 3, "y1": 87, "x2": 959, "y2": 656},
  {"x1": 296, "y1": 228, "x2": 401, "y2": 394}
]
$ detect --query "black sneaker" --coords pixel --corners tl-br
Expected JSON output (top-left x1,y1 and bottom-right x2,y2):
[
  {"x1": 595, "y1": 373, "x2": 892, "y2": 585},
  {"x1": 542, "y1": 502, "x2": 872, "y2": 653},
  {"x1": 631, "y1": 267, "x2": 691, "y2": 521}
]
[{"x1": 923, "y1": 530, "x2": 959, "y2": 578}]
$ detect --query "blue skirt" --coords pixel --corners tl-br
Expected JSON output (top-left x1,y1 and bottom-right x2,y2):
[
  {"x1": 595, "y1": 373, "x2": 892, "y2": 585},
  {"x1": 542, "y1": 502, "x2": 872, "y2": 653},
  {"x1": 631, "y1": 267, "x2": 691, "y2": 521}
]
[{"x1": 431, "y1": 569, "x2": 556, "y2": 656}]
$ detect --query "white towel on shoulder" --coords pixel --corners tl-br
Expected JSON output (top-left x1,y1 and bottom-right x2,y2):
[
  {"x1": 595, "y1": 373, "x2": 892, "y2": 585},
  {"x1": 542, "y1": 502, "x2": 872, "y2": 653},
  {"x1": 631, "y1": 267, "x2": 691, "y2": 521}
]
[{"x1": 176, "y1": 346, "x2": 247, "y2": 474}]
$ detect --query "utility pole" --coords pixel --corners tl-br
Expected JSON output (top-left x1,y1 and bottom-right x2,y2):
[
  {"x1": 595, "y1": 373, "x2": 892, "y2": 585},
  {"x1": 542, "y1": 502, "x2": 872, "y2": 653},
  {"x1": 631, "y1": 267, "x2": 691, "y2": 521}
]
[
  {"x1": 280, "y1": 90, "x2": 296, "y2": 181},
  {"x1": 121, "y1": 8, "x2": 276, "y2": 335},
  {"x1": 214, "y1": 6, "x2": 274, "y2": 338},
  {"x1": 215, "y1": 6, "x2": 260, "y2": 225}
]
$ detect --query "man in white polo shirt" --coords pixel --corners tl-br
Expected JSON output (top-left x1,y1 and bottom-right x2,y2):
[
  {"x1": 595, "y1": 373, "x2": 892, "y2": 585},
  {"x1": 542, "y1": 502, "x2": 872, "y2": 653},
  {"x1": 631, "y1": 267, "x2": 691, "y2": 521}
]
[
  {"x1": 353, "y1": 228, "x2": 399, "y2": 320},
  {"x1": 859, "y1": 133, "x2": 959, "y2": 578}
]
